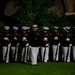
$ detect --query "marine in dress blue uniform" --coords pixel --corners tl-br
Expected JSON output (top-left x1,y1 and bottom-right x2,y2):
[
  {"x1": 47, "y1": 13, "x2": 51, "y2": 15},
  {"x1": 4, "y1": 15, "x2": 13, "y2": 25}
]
[
  {"x1": 20, "y1": 26, "x2": 29, "y2": 62},
  {"x1": 11, "y1": 26, "x2": 19, "y2": 62},
  {"x1": 28, "y1": 25, "x2": 40, "y2": 65},
  {"x1": 40, "y1": 26, "x2": 50, "y2": 62},
  {"x1": 61, "y1": 26, "x2": 72, "y2": 62},
  {"x1": 52, "y1": 26, "x2": 60, "y2": 61},
  {"x1": 2, "y1": 26, "x2": 11, "y2": 63}
]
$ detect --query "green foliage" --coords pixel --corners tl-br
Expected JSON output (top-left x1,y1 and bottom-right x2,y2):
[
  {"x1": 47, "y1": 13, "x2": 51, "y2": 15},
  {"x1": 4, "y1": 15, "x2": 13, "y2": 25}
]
[
  {"x1": 0, "y1": 21, "x2": 4, "y2": 31},
  {"x1": 11, "y1": 0, "x2": 75, "y2": 30},
  {"x1": 11, "y1": 0, "x2": 55, "y2": 27},
  {"x1": 60, "y1": 15, "x2": 75, "y2": 27},
  {"x1": 58, "y1": 15, "x2": 75, "y2": 30}
]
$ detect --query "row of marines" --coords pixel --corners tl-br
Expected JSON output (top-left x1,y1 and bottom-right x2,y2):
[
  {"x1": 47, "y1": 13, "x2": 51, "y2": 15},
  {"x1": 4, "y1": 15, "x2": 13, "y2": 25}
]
[{"x1": 0, "y1": 25, "x2": 75, "y2": 65}]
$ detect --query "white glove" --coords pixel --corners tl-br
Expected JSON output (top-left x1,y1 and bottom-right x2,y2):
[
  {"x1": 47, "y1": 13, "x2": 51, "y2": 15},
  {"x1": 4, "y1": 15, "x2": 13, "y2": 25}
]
[
  {"x1": 58, "y1": 43, "x2": 61, "y2": 46},
  {"x1": 4, "y1": 37, "x2": 9, "y2": 41},
  {"x1": 69, "y1": 44, "x2": 72, "y2": 47},
  {"x1": 22, "y1": 37, "x2": 27, "y2": 41},
  {"x1": 17, "y1": 43, "x2": 20, "y2": 46},
  {"x1": 44, "y1": 37, "x2": 48, "y2": 41},
  {"x1": 45, "y1": 44, "x2": 49, "y2": 46},
  {"x1": 66, "y1": 38, "x2": 70, "y2": 41},
  {"x1": 26, "y1": 43, "x2": 29, "y2": 46},
  {"x1": 14, "y1": 37, "x2": 17, "y2": 40},
  {"x1": 29, "y1": 45, "x2": 31, "y2": 48},
  {"x1": 8, "y1": 43, "x2": 11, "y2": 47},
  {"x1": 54, "y1": 36, "x2": 58, "y2": 40}
]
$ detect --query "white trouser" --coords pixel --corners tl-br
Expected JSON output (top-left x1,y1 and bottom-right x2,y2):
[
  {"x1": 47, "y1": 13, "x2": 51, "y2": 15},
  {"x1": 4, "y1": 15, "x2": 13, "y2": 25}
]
[
  {"x1": 11, "y1": 46, "x2": 18, "y2": 61},
  {"x1": 31, "y1": 47, "x2": 39, "y2": 65},
  {"x1": 41, "y1": 46, "x2": 49, "y2": 62},
  {"x1": 62, "y1": 46, "x2": 71, "y2": 62},
  {"x1": 3, "y1": 46, "x2": 10, "y2": 63},
  {"x1": 52, "y1": 45, "x2": 59, "y2": 61},
  {"x1": 21, "y1": 47, "x2": 28, "y2": 62},
  {"x1": 72, "y1": 46, "x2": 75, "y2": 61}
]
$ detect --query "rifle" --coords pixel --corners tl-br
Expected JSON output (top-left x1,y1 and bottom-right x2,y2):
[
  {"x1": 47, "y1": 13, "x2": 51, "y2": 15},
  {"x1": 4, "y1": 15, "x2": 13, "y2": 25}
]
[
  {"x1": 66, "y1": 46, "x2": 70, "y2": 62},
  {"x1": 4, "y1": 47, "x2": 8, "y2": 62},
  {"x1": 27, "y1": 45, "x2": 30, "y2": 60},
  {"x1": 23, "y1": 43, "x2": 29, "y2": 62},
  {"x1": 14, "y1": 45, "x2": 18, "y2": 61},
  {"x1": 43, "y1": 46, "x2": 46, "y2": 61},
  {"x1": 55, "y1": 45, "x2": 58, "y2": 61},
  {"x1": 4, "y1": 43, "x2": 11, "y2": 62},
  {"x1": 23, "y1": 47, "x2": 26, "y2": 62}
]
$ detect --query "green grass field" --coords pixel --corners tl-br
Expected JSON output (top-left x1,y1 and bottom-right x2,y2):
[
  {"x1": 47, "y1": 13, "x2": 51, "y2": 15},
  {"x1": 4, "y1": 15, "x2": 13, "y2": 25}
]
[{"x1": 0, "y1": 62, "x2": 75, "y2": 75}]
